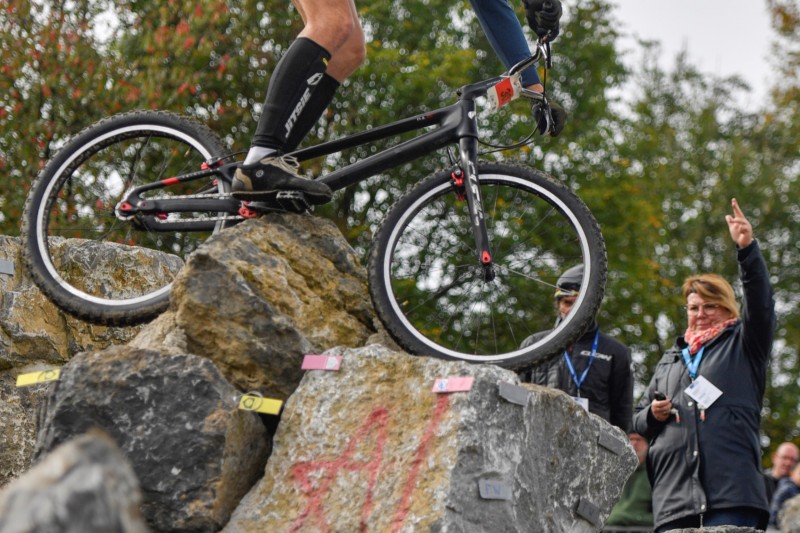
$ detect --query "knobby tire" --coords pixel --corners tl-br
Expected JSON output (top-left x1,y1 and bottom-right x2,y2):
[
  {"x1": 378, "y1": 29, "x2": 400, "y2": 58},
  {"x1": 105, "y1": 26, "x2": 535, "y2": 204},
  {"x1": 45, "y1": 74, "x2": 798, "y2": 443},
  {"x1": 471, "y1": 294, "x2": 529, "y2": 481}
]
[
  {"x1": 22, "y1": 110, "x2": 232, "y2": 326},
  {"x1": 368, "y1": 162, "x2": 607, "y2": 369}
]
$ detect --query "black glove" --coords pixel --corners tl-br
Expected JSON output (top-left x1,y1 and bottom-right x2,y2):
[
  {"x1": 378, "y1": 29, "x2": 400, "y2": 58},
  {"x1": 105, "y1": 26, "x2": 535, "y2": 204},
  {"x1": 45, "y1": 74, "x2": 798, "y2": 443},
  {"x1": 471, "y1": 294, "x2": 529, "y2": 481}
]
[{"x1": 522, "y1": 0, "x2": 562, "y2": 41}]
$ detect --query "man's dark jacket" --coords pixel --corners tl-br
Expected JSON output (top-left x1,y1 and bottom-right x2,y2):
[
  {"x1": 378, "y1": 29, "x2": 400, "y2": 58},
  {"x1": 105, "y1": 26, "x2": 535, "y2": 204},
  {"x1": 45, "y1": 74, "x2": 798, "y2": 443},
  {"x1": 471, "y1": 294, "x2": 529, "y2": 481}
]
[
  {"x1": 632, "y1": 241, "x2": 775, "y2": 529},
  {"x1": 520, "y1": 321, "x2": 633, "y2": 432}
]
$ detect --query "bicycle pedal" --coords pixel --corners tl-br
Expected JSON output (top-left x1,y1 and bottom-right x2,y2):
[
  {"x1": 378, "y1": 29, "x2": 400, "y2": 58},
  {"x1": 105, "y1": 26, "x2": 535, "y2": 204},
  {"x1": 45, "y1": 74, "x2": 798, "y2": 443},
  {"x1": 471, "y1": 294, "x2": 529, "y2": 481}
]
[
  {"x1": 239, "y1": 192, "x2": 310, "y2": 216},
  {"x1": 275, "y1": 191, "x2": 311, "y2": 213}
]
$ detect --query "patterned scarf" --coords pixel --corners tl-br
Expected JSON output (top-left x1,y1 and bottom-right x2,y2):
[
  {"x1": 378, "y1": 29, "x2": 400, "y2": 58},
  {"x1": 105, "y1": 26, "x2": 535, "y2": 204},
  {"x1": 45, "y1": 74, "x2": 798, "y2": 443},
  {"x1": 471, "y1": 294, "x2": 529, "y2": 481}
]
[{"x1": 683, "y1": 318, "x2": 739, "y2": 355}]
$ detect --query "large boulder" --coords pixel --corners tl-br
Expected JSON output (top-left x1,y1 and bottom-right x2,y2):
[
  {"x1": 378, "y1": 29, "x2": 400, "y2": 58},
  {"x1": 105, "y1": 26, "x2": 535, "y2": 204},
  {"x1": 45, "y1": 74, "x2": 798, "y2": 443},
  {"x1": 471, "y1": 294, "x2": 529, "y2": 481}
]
[
  {"x1": 33, "y1": 346, "x2": 270, "y2": 532},
  {"x1": 0, "y1": 370, "x2": 51, "y2": 488},
  {"x1": 0, "y1": 430, "x2": 149, "y2": 533},
  {"x1": 2, "y1": 212, "x2": 642, "y2": 531},
  {"x1": 223, "y1": 345, "x2": 638, "y2": 532},
  {"x1": 0, "y1": 236, "x2": 144, "y2": 367},
  {"x1": 0, "y1": 236, "x2": 144, "y2": 489},
  {"x1": 131, "y1": 214, "x2": 390, "y2": 400}
]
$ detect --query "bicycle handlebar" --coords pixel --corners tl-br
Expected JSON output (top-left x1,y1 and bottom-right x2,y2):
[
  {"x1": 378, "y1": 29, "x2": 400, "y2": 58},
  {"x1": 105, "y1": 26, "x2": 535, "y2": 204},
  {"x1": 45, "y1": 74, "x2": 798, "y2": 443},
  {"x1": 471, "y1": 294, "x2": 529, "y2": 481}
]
[
  {"x1": 482, "y1": 40, "x2": 550, "y2": 111},
  {"x1": 507, "y1": 40, "x2": 549, "y2": 77}
]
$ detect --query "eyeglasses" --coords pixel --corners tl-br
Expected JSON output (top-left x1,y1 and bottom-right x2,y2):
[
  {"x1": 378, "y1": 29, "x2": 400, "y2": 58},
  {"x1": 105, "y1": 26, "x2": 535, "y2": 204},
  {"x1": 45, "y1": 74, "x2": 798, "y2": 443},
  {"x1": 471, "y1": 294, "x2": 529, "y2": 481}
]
[{"x1": 685, "y1": 303, "x2": 722, "y2": 315}]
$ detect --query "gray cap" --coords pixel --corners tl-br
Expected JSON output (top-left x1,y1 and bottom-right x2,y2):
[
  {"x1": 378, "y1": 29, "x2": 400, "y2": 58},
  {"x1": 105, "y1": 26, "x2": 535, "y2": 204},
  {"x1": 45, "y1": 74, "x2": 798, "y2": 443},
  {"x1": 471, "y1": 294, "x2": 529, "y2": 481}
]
[{"x1": 554, "y1": 264, "x2": 583, "y2": 298}]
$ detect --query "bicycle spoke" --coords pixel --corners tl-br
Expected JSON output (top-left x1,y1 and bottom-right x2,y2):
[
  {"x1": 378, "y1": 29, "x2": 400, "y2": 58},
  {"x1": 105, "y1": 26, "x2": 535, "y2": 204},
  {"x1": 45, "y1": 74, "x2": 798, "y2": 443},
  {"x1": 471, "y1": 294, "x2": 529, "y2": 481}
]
[
  {"x1": 371, "y1": 163, "x2": 605, "y2": 365},
  {"x1": 25, "y1": 111, "x2": 233, "y2": 324}
]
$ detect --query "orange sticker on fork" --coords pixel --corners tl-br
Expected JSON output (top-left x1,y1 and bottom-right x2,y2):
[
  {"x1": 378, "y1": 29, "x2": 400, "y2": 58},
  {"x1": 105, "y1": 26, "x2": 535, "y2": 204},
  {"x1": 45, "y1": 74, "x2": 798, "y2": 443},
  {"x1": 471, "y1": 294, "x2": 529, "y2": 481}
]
[{"x1": 487, "y1": 77, "x2": 521, "y2": 111}]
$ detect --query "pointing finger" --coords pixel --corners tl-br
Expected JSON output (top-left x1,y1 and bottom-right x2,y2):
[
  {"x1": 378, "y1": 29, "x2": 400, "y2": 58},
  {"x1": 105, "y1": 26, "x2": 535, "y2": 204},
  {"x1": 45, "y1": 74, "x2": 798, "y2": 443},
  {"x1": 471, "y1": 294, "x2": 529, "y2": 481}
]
[{"x1": 731, "y1": 198, "x2": 745, "y2": 219}]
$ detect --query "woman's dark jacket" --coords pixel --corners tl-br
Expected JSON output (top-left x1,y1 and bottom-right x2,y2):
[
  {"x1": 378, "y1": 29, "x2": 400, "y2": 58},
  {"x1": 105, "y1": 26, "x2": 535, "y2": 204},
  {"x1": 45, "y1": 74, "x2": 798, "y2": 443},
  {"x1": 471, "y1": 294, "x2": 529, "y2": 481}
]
[
  {"x1": 632, "y1": 241, "x2": 775, "y2": 529},
  {"x1": 520, "y1": 321, "x2": 633, "y2": 432}
]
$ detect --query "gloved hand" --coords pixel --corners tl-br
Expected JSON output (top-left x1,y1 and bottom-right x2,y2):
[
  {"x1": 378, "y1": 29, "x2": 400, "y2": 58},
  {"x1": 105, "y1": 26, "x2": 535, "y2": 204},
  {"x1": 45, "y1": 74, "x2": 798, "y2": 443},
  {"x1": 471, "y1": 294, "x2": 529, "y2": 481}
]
[{"x1": 522, "y1": 0, "x2": 562, "y2": 41}]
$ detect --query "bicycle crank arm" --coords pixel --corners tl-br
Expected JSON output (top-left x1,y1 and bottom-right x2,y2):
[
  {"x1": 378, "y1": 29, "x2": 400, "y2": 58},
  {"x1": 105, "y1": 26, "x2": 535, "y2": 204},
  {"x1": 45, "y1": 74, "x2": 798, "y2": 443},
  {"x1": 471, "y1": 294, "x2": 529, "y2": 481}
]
[
  {"x1": 117, "y1": 197, "x2": 241, "y2": 217},
  {"x1": 132, "y1": 216, "x2": 231, "y2": 232}
]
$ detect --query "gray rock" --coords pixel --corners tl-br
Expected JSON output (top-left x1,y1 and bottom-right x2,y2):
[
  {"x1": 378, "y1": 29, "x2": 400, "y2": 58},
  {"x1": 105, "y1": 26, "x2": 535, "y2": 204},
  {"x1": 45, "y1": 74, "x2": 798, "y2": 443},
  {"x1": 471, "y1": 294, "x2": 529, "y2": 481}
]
[
  {"x1": 782, "y1": 493, "x2": 800, "y2": 533},
  {"x1": 0, "y1": 370, "x2": 51, "y2": 489},
  {"x1": 0, "y1": 236, "x2": 144, "y2": 368},
  {"x1": 131, "y1": 214, "x2": 395, "y2": 400},
  {"x1": 34, "y1": 346, "x2": 270, "y2": 532},
  {"x1": 0, "y1": 430, "x2": 149, "y2": 533},
  {"x1": 0, "y1": 236, "x2": 144, "y2": 489},
  {"x1": 223, "y1": 344, "x2": 637, "y2": 532},
  {"x1": 1, "y1": 213, "x2": 645, "y2": 532}
]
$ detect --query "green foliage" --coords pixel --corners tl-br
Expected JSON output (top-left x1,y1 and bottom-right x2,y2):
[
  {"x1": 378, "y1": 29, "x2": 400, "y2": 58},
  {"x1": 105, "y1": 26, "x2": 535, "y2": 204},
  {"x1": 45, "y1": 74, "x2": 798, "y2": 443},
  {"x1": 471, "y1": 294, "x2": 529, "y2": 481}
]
[
  {"x1": 1, "y1": 0, "x2": 797, "y2": 458},
  {"x1": 0, "y1": 0, "x2": 113, "y2": 232}
]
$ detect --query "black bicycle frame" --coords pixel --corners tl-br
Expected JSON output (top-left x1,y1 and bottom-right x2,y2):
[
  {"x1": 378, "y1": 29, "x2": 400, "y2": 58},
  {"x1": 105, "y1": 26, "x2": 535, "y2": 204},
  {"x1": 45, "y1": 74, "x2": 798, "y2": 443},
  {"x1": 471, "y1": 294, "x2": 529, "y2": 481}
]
[
  {"x1": 288, "y1": 75, "x2": 504, "y2": 277},
  {"x1": 122, "y1": 53, "x2": 543, "y2": 276}
]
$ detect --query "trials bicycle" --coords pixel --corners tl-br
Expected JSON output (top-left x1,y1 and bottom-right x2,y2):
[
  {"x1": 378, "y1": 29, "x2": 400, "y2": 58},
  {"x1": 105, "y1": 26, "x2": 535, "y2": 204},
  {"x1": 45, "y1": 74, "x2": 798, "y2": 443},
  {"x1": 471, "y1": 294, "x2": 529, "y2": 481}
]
[{"x1": 21, "y1": 40, "x2": 607, "y2": 369}]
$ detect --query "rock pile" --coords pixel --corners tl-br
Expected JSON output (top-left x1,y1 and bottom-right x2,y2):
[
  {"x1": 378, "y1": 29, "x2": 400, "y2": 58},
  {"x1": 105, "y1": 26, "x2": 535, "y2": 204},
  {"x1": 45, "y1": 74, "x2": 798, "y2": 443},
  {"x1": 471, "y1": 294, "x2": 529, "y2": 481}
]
[{"x1": 0, "y1": 214, "x2": 638, "y2": 532}]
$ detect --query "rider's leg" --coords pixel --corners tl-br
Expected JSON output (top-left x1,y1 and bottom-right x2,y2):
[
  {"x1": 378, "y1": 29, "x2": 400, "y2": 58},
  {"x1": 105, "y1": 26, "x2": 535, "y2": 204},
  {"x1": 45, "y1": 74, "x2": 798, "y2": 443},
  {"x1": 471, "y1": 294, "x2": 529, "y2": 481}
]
[
  {"x1": 470, "y1": 0, "x2": 565, "y2": 136},
  {"x1": 283, "y1": 73, "x2": 339, "y2": 153},
  {"x1": 469, "y1": 0, "x2": 543, "y2": 92},
  {"x1": 235, "y1": 0, "x2": 365, "y2": 203},
  {"x1": 283, "y1": 1, "x2": 365, "y2": 152},
  {"x1": 299, "y1": 0, "x2": 365, "y2": 83},
  {"x1": 245, "y1": 36, "x2": 332, "y2": 160}
]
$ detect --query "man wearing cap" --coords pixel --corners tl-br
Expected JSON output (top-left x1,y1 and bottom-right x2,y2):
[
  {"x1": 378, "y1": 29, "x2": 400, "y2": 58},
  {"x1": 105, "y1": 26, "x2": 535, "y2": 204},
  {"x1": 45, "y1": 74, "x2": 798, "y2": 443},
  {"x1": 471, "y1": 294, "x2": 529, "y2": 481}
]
[{"x1": 519, "y1": 264, "x2": 633, "y2": 432}]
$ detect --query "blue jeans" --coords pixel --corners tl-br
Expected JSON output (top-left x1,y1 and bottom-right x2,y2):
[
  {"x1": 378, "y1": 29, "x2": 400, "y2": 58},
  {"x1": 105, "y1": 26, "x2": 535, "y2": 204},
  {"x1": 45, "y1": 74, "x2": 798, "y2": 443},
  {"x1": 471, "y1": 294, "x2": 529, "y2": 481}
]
[
  {"x1": 656, "y1": 508, "x2": 763, "y2": 532},
  {"x1": 469, "y1": 0, "x2": 542, "y2": 87}
]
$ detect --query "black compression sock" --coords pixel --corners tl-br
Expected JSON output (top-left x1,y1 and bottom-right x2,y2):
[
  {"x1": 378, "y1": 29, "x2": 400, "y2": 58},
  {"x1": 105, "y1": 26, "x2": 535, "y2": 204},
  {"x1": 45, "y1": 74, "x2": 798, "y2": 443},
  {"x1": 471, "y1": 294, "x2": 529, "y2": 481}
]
[
  {"x1": 284, "y1": 73, "x2": 340, "y2": 152},
  {"x1": 252, "y1": 37, "x2": 332, "y2": 150}
]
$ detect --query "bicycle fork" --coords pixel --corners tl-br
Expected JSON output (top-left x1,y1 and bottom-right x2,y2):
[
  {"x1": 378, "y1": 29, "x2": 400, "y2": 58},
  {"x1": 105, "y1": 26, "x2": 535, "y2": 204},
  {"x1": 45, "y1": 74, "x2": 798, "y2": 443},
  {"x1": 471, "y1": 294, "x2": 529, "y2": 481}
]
[{"x1": 454, "y1": 135, "x2": 495, "y2": 282}]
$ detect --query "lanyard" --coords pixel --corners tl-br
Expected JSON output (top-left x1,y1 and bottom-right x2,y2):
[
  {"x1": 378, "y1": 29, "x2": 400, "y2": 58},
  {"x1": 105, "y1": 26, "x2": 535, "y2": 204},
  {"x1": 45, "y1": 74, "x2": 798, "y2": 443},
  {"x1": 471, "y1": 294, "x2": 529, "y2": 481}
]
[
  {"x1": 563, "y1": 330, "x2": 600, "y2": 396},
  {"x1": 681, "y1": 346, "x2": 705, "y2": 380}
]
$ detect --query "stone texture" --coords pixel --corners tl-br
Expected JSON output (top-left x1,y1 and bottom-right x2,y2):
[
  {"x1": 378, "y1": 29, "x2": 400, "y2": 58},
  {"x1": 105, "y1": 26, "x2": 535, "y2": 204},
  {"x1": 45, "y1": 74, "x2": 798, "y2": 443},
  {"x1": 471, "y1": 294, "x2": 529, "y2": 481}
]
[
  {"x1": 0, "y1": 236, "x2": 142, "y2": 369},
  {"x1": 0, "y1": 369, "x2": 51, "y2": 489},
  {"x1": 782, "y1": 494, "x2": 800, "y2": 533},
  {"x1": 34, "y1": 346, "x2": 270, "y2": 532},
  {"x1": 666, "y1": 529, "x2": 758, "y2": 533},
  {"x1": 223, "y1": 344, "x2": 637, "y2": 533},
  {"x1": 0, "y1": 236, "x2": 145, "y2": 490},
  {"x1": 1, "y1": 214, "x2": 645, "y2": 531},
  {"x1": 0, "y1": 430, "x2": 149, "y2": 533},
  {"x1": 131, "y1": 214, "x2": 392, "y2": 400}
]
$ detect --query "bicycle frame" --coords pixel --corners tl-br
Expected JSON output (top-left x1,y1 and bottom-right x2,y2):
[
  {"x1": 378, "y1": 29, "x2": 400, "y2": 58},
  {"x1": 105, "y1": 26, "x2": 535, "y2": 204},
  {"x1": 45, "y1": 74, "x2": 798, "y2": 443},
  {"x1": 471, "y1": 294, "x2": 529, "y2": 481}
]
[
  {"x1": 291, "y1": 76, "x2": 524, "y2": 279},
  {"x1": 120, "y1": 51, "x2": 547, "y2": 277}
]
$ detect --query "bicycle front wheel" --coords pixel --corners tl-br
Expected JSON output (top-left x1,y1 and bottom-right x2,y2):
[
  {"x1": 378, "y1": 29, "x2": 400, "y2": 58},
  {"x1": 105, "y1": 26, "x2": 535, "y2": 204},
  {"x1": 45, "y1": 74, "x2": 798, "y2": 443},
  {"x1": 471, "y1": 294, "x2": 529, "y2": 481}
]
[
  {"x1": 22, "y1": 110, "x2": 234, "y2": 325},
  {"x1": 368, "y1": 162, "x2": 607, "y2": 368}
]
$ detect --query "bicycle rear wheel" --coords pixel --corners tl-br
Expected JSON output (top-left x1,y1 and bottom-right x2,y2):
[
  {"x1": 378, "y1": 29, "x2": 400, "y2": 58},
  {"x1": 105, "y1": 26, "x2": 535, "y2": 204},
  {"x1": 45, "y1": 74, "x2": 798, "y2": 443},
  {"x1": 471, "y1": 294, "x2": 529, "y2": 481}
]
[
  {"x1": 368, "y1": 162, "x2": 606, "y2": 368},
  {"x1": 22, "y1": 110, "x2": 234, "y2": 325}
]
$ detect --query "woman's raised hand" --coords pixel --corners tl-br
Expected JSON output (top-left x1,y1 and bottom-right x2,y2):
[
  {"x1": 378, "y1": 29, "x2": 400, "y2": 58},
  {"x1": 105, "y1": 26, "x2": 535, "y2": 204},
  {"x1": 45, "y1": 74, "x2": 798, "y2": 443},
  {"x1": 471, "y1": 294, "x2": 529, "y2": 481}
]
[{"x1": 725, "y1": 198, "x2": 753, "y2": 249}]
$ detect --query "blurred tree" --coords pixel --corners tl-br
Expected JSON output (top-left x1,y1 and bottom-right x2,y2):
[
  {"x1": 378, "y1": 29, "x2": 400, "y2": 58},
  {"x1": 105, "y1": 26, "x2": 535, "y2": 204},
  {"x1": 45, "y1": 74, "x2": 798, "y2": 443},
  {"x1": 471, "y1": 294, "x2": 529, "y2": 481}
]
[
  {"x1": 760, "y1": 0, "x2": 800, "y2": 456},
  {"x1": 603, "y1": 0, "x2": 800, "y2": 458},
  {"x1": 0, "y1": 0, "x2": 116, "y2": 233}
]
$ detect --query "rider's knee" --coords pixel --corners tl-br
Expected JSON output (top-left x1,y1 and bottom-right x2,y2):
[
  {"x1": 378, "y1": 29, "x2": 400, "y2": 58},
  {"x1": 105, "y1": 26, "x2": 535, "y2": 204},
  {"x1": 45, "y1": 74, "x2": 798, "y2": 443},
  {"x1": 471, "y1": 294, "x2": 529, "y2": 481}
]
[
  {"x1": 340, "y1": 33, "x2": 366, "y2": 70},
  {"x1": 305, "y1": 10, "x2": 359, "y2": 49},
  {"x1": 325, "y1": 25, "x2": 365, "y2": 80}
]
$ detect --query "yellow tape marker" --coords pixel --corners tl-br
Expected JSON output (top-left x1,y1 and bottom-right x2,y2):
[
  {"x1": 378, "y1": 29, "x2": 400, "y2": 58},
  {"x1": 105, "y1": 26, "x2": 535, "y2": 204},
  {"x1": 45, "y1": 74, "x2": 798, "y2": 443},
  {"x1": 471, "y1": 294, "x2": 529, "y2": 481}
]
[
  {"x1": 16, "y1": 369, "x2": 61, "y2": 387},
  {"x1": 238, "y1": 394, "x2": 283, "y2": 415}
]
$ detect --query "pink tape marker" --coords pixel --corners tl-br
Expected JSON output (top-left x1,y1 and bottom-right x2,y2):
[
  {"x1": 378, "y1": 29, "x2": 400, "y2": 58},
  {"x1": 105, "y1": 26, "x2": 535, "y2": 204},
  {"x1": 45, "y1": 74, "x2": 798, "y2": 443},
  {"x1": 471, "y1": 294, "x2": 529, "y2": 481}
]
[
  {"x1": 301, "y1": 355, "x2": 342, "y2": 371},
  {"x1": 432, "y1": 376, "x2": 474, "y2": 393}
]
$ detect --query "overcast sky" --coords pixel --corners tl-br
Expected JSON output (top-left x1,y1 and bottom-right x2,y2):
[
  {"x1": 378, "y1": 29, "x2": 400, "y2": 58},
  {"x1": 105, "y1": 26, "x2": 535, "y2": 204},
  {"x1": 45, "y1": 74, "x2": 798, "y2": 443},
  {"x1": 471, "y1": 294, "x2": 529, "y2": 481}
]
[{"x1": 610, "y1": 0, "x2": 776, "y2": 105}]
